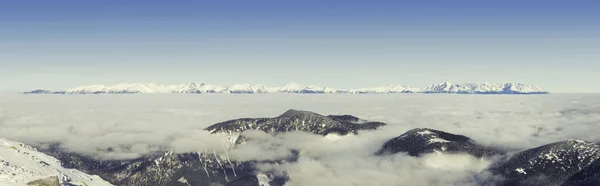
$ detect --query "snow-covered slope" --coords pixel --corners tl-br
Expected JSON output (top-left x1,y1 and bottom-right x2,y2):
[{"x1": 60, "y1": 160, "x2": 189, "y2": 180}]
[
  {"x1": 0, "y1": 138, "x2": 112, "y2": 186},
  {"x1": 23, "y1": 82, "x2": 548, "y2": 94}
]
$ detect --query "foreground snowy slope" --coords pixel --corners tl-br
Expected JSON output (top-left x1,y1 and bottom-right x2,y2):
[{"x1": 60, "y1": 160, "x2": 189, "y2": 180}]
[
  {"x1": 0, "y1": 138, "x2": 112, "y2": 186},
  {"x1": 23, "y1": 82, "x2": 548, "y2": 94}
]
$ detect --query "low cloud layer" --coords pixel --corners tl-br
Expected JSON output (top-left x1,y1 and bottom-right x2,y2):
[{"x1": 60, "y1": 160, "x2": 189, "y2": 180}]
[
  {"x1": 1, "y1": 94, "x2": 600, "y2": 185},
  {"x1": 248, "y1": 131, "x2": 493, "y2": 186}
]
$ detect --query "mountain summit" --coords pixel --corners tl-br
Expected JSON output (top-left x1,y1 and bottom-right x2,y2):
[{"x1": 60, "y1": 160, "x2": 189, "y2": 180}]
[{"x1": 205, "y1": 109, "x2": 387, "y2": 135}]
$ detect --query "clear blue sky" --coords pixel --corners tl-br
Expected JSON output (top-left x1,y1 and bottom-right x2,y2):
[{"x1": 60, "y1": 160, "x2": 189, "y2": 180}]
[{"x1": 1, "y1": 0, "x2": 599, "y2": 92}]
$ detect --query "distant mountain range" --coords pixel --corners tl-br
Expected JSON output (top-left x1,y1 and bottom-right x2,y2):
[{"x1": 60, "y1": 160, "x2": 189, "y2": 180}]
[{"x1": 23, "y1": 82, "x2": 549, "y2": 94}]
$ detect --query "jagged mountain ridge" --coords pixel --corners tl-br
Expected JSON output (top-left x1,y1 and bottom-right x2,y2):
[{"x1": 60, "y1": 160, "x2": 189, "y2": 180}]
[{"x1": 23, "y1": 82, "x2": 549, "y2": 94}]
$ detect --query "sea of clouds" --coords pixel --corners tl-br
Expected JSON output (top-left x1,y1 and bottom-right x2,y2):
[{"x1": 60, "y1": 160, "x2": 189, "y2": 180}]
[{"x1": 1, "y1": 93, "x2": 599, "y2": 185}]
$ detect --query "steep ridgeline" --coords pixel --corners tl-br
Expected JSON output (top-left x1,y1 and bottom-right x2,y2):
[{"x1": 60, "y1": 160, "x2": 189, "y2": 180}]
[
  {"x1": 205, "y1": 109, "x2": 387, "y2": 136},
  {"x1": 485, "y1": 140, "x2": 600, "y2": 186},
  {"x1": 23, "y1": 82, "x2": 549, "y2": 94},
  {"x1": 375, "y1": 128, "x2": 501, "y2": 158},
  {"x1": 41, "y1": 145, "x2": 294, "y2": 186},
  {"x1": 0, "y1": 138, "x2": 112, "y2": 186}
]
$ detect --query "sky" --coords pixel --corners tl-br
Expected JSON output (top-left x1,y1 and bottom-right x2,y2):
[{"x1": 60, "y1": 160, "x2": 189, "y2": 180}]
[{"x1": 1, "y1": 0, "x2": 599, "y2": 92}]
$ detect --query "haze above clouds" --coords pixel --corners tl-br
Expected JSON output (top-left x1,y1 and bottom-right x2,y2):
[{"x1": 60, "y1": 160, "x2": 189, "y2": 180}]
[{"x1": 1, "y1": 94, "x2": 599, "y2": 185}]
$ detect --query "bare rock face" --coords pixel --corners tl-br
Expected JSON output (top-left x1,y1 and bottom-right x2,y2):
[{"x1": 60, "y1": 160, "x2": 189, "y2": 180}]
[
  {"x1": 376, "y1": 128, "x2": 501, "y2": 158},
  {"x1": 485, "y1": 140, "x2": 600, "y2": 186}
]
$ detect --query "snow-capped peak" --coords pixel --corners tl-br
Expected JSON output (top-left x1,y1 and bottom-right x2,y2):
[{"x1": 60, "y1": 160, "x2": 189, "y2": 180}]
[
  {"x1": 226, "y1": 84, "x2": 270, "y2": 93},
  {"x1": 24, "y1": 82, "x2": 548, "y2": 94},
  {"x1": 422, "y1": 82, "x2": 547, "y2": 94},
  {"x1": 172, "y1": 83, "x2": 201, "y2": 93},
  {"x1": 277, "y1": 83, "x2": 327, "y2": 93}
]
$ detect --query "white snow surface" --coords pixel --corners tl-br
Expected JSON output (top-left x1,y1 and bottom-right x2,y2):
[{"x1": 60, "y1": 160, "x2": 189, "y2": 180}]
[
  {"x1": 27, "y1": 82, "x2": 547, "y2": 94},
  {"x1": 515, "y1": 168, "x2": 527, "y2": 175},
  {"x1": 0, "y1": 138, "x2": 112, "y2": 186},
  {"x1": 416, "y1": 130, "x2": 451, "y2": 144},
  {"x1": 256, "y1": 172, "x2": 272, "y2": 186}
]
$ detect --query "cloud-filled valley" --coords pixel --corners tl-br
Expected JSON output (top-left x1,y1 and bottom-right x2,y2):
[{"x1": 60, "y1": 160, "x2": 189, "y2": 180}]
[{"x1": 1, "y1": 93, "x2": 600, "y2": 185}]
